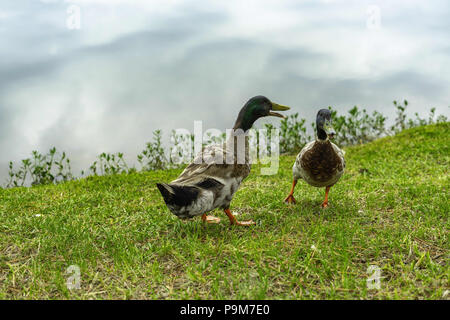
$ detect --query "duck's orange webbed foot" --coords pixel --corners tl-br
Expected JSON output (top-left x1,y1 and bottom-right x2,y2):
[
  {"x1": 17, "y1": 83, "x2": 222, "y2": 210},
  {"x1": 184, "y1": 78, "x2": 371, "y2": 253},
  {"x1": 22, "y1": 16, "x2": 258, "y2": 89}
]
[
  {"x1": 224, "y1": 209, "x2": 255, "y2": 226},
  {"x1": 201, "y1": 214, "x2": 221, "y2": 224},
  {"x1": 284, "y1": 180, "x2": 298, "y2": 204},
  {"x1": 284, "y1": 194, "x2": 297, "y2": 204}
]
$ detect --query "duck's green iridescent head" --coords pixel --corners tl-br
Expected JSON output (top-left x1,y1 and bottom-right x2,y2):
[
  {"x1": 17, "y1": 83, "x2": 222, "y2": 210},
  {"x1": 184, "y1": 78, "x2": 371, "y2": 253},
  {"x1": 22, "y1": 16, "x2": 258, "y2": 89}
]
[{"x1": 233, "y1": 96, "x2": 290, "y2": 131}]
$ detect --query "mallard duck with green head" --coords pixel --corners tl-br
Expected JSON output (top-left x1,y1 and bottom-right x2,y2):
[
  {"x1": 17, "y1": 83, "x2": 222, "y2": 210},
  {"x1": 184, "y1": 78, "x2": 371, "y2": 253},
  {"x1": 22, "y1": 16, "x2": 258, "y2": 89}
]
[
  {"x1": 284, "y1": 109, "x2": 345, "y2": 208},
  {"x1": 157, "y1": 96, "x2": 290, "y2": 226}
]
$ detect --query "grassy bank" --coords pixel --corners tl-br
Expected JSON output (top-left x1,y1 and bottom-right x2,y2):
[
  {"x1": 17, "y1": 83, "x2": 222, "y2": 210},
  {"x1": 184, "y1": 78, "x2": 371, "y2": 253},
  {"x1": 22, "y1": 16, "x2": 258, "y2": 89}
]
[{"x1": 0, "y1": 123, "x2": 448, "y2": 299}]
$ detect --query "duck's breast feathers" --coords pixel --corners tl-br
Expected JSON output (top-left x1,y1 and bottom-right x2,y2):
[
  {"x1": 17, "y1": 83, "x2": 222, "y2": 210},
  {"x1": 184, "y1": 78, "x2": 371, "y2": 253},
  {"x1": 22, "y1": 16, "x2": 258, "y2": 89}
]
[
  {"x1": 330, "y1": 141, "x2": 346, "y2": 169},
  {"x1": 296, "y1": 140, "x2": 345, "y2": 184}
]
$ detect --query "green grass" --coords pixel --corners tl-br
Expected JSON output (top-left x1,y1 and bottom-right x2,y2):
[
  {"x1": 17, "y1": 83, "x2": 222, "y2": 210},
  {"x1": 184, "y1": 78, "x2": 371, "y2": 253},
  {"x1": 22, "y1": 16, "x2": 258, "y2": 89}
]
[{"x1": 0, "y1": 123, "x2": 448, "y2": 299}]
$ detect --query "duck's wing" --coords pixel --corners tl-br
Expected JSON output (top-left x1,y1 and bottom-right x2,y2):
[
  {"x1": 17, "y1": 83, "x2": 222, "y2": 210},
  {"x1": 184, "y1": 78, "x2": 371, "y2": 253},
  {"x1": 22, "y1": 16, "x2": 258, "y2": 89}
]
[
  {"x1": 293, "y1": 141, "x2": 315, "y2": 180},
  {"x1": 331, "y1": 142, "x2": 346, "y2": 169},
  {"x1": 294, "y1": 141, "x2": 315, "y2": 168},
  {"x1": 174, "y1": 143, "x2": 250, "y2": 185},
  {"x1": 297, "y1": 141, "x2": 315, "y2": 161},
  {"x1": 176, "y1": 144, "x2": 223, "y2": 180}
]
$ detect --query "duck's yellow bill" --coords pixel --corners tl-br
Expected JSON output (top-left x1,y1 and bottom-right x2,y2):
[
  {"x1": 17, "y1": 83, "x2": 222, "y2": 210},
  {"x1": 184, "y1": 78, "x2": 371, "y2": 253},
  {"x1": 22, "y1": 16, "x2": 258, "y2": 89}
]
[{"x1": 269, "y1": 102, "x2": 290, "y2": 118}]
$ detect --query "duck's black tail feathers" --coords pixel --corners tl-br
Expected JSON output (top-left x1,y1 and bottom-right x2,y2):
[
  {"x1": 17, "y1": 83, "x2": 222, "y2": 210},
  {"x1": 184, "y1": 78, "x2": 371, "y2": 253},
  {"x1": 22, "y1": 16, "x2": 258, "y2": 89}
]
[{"x1": 156, "y1": 183, "x2": 199, "y2": 207}]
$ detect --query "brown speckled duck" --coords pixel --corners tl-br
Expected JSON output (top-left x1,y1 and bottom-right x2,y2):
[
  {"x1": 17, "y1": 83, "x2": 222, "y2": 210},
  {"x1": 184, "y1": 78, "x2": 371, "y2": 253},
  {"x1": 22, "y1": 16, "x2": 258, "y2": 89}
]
[
  {"x1": 157, "y1": 96, "x2": 290, "y2": 226},
  {"x1": 284, "y1": 109, "x2": 345, "y2": 208}
]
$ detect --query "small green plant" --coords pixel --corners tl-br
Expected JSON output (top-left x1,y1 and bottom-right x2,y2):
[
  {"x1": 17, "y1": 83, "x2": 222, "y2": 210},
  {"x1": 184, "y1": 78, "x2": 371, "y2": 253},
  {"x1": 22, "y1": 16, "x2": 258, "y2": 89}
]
[
  {"x1": 89, "y1": 152, "x2": 129, "y2": 176},
  {"x1": 391, "y1": 100, "x2": 409, "y2": 134},
  {"x1": 329, "y1": 106, "x2": 387, "y2": 146},
  {"x1": 169, "y1": 130, "x2": 194, "y2": 168},
  {"x1": 137, "y1": 130, "x2": 168, "y2": 171},
  {"x1": 390, "y1": 100, "x2": 448, "y2": 134},
  {"x1": 203, "y1": 131, "x2": 226, "y2": 147},
  {"x1": 279, "y1": 113, "x2": 311, "y2": 154},
  {"x1": 6, "y1": 147, "x2": 73, "y2": 187}
]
